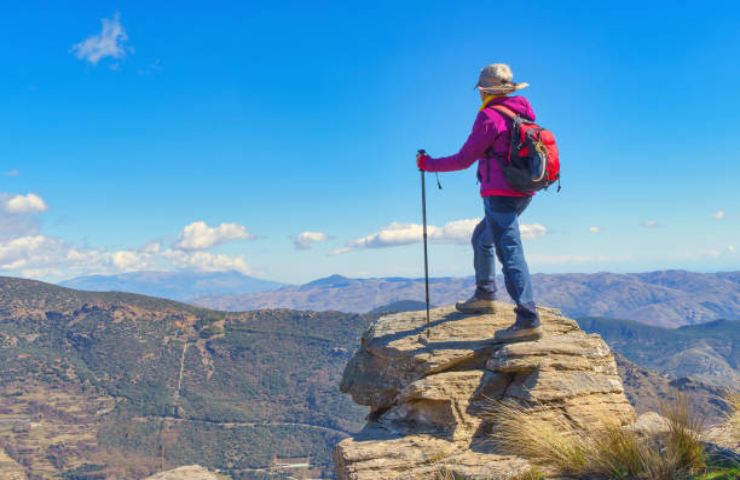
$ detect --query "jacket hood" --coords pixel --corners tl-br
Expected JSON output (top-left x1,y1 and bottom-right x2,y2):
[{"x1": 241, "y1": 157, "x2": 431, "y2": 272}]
[{"x1": 490, "y1": 95, "x2": 536, "y2": 121}]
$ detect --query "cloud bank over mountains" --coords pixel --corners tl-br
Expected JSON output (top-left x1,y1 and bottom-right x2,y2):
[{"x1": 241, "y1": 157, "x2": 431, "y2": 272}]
[
  {"x1": 0, "y1": 188, "x2": 553, "y2": 281},
  {"x1": 0, "y1": 186, "x2": 734, "y2": 282},
  {"x1": 331, "y1": 219, "x2": 547, "y2": 255},
  {"x1": 0, "y1": 191, "x2": 257, "y2": 279}
]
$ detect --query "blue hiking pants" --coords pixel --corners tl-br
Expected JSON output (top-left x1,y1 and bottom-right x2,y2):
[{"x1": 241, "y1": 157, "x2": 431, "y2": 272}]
[{"x1": 472, "y1": 196, "x2": 540, "y2": 326}]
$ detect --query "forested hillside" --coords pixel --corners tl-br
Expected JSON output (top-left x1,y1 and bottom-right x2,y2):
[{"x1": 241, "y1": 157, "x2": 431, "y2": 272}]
[{"x1": 0, "y1": 276, "x2": 369, "y2": 479}]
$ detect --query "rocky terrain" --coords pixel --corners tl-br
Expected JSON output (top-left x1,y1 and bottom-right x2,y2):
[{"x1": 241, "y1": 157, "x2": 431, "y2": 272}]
[
  {"x1": 335, "y1": 304, "x2": 636, "y2": 479},
  {"x1": 193, "y1": 271, "x2": 740, "y2": 327}
]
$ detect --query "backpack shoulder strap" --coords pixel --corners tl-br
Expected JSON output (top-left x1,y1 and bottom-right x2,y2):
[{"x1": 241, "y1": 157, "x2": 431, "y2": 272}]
[{"x1": 490, "y1": 105, "x2": 518, "y2": 120}]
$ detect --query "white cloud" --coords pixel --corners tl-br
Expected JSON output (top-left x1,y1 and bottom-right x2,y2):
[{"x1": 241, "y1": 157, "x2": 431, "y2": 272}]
[
  {"x1": 343, "y1": 222, "x2": 424, "y2": 251},
  {"x1": 712, "y1": 210, "x2": 726, "y2": 221},
  {"x1": 589, "y1": 226, "x2": 602, "y2": 234},
  {"x1": 641, "y1": 220, "x2": 659, "y2": 229},
  {"x1": 294, "y1": 231, "x2": 330, "y2": 250},
  {"x1": 139, "y1": 241, "x2": 161, "y2": 254},
  {"x1": 174, "y1": 221, "x2": 254, "y2": 251},
  {"x1": 332, "y1": 219, "x2": 546, "y2": 254},
  {"x1": 0, "y1": 214, "x2": 259, "y2": 278},
  {"x1": 0, "y1": 192, "x2": 47, "y2": 240},
  {"x1": 110, "y1": 250, "x2": 151, "y2": 271},
  {"x1": 436, "y1": 218, "x2": 481, "y2": 243},
  {"x1": 0, "y1": 235, "x2": 61, "y2": 271},
  {"x1": 0, "y1": 235, "x2": 108, "y2": 277},
  {"x1": 3, "y1": 193, "x2": 48, "y2": 214},
  {"x1": 72, "y1": 13, "x2": 131, "y2": 66},
  {"x1": 4, "y1": 170, "x2": 19, "y2": 177},
  {"x1": 161, "y1": 249, "x2": 252, "y2": 274},
  {"x1": 519, "y1": 223, "x2": 548, "y2": 240},
  {"x1": 0, "y1": 235, "x2": 158, "y2": 277},
  {"x1": 0, "y1": 234, "x2": 254, "y2": 279}
]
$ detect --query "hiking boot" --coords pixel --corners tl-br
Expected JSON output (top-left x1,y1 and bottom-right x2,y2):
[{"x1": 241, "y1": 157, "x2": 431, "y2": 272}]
[
  {"x1": 455, "y1": 296, "x2": 496, "y2": 314},
  {"x1": 493, "y1": 323, "x2": 543, "y2": 343}
]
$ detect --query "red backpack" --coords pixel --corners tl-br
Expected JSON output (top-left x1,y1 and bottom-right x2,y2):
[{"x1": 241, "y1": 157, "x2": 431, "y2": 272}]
[{"x1": 490, "y1": 105, "x2": 560, "y2": 193}]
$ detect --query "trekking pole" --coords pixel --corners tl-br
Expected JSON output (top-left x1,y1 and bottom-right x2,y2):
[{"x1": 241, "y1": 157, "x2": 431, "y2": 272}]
[{"x1": 418, "y1": 149, "x2": 431, "y2": 339}]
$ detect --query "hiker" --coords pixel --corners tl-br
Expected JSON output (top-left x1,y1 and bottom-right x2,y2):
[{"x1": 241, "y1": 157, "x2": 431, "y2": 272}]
[{"x1": 416, "y1": 63, "x2": 543, "y2": 341}]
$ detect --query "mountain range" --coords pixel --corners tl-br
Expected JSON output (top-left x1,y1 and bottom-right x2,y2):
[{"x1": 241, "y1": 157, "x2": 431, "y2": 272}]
[
  {"x1": 0, "y1": 275, "x2": 736, "y2": 479},
  {"x1": 193, "y1": 270, "x2": 740, "y2": 327},
  {"x1": 60, "y1": 270, "x2": 283, "y2": 302}
]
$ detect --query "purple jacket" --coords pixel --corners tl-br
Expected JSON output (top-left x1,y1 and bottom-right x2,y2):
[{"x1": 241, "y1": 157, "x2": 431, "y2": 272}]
[{"x1": 421, "y1": 95, "x2": 536, "y2": 197}]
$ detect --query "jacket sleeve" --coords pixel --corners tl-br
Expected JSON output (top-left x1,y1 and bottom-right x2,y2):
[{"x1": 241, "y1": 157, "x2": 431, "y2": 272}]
[{"x1": 423, "y1": 112, "x2": 493, "y2": 172}]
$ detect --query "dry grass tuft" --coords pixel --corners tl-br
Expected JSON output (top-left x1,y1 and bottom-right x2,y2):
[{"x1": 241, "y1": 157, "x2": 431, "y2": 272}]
[
  {"x1": 431, "y1": 467, "x2": 459, "y2": 480},
  {"x1": 657, "y1": 395, "x2": 706, "y2": 477},
  {"x1": 588, "y1": 423, "x2": 645, "y2": 478},
  {"x1": 484, "y1": 395, "x2": 707, "y2": 479},
  {"x1": 483, "y1": 400, "x2": 590, "y2": 476},
  {"x1": 510, "y1": 467, "x2": 546, "y2": 480}
]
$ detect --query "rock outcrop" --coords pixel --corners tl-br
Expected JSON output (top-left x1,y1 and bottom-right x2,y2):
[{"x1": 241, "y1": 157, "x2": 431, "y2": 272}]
[
  {"x1": 704, "y1": 409, "x2": 740, "y2": 452},
  {"x1": 335, "y1": 304, "x2": 636, "y2": 479}
]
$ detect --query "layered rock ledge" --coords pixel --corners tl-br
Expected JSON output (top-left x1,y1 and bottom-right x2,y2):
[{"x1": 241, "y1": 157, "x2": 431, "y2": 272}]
[{"x1": 335, "y1": 304, "x2": 636, "y2": 479}]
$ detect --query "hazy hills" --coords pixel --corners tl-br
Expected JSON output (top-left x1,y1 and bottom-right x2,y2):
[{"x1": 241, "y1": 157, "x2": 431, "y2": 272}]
[
  {"x1": 58, "y1": 270, "x2": 740, "y2": 328},
  {"x1": 60, "y1": 270, "x2": 283, "y2": 302},
  {"x1": 578, "y1": 316, "x2": 739, "y2": 388},
  {"x1": 614, "y1": 353, "x2": 734, "y2": 424},
  {"x1": 0, "y1": 276, "x2": 367, "y2": 479},
  {"x1": 194, "y1": 270, "x2": 740, "y2": 327}
]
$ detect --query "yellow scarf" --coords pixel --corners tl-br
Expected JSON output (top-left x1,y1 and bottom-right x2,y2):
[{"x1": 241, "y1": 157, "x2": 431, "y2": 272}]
[{"x1": 479, "y1": 94, "x2": 503, "y2": 111}]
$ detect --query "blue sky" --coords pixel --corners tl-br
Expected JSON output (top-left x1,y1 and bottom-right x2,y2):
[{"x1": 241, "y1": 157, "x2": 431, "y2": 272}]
[{"x1": 0, "y1": 0, "x2": 738, "y2": 283}]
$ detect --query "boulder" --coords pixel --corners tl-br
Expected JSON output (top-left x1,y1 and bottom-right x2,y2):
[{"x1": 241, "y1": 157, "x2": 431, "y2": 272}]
[
  {"x1": 630, "y1": 411, "x2": 672, "y2": 437},
  {"x1": 335, "y1": 304, "x2": 636, "y2": 479},
  {"x1": 704, "y1": 409, "x2": 740, "y2": 452}
]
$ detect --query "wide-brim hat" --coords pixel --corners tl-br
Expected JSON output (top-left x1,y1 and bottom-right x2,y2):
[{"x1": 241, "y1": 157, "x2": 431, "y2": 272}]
[{"x1": 475, "y1": 63, "x2": 529, "y2": 94}]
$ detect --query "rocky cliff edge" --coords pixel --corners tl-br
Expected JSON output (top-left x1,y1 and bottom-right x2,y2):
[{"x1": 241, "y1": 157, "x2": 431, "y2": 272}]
[{"x1": 335, "y1": 304, "x2": 636, "y2": 479}]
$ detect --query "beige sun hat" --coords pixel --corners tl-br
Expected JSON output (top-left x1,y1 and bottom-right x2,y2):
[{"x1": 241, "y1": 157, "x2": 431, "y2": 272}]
[{"x1": 475, "y1": 63, "x2": 529, "y2": 94}]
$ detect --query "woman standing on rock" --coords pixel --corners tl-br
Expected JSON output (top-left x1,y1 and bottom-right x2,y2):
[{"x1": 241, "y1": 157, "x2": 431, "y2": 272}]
[{"x1": 416, "y1": 63, "x2": 542, "y2": 342}]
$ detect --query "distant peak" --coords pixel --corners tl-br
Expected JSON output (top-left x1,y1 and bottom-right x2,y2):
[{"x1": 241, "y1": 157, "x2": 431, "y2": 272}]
[
  {"x1": 303, "y1": 274, "x2": 353, "y2": 288},
  {"x1": 678, "y1": 318, "x2": 735, "y2": 330}
]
